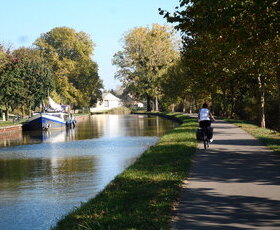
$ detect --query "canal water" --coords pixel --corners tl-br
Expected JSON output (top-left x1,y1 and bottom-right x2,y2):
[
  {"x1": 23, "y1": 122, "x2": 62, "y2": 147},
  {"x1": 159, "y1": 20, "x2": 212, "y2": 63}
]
[{"x1": 0, "y1": 114, "x2": 178, "y2": 230}]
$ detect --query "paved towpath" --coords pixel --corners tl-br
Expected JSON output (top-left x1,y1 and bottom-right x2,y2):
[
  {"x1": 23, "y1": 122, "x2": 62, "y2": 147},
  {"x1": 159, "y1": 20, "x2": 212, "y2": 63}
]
[{"x1": 172, "y1": 120, "x2": 280, "y2": 230}]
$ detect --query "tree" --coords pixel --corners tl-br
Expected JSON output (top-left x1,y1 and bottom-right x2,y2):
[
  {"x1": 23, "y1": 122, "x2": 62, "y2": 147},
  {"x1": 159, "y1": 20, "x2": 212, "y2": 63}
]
[
  {"x1": 113, "y1": 24, "x2": 179, "y2": 111},
  {"x1": 69, "y1": 59, "x2": 103, "y2": 106},
  {"x1": 34, "y1": 27, "x2": 103, "y2": 106},
  {"x1": 0, "y1": 44, "x2": 9, "y2": 70},
  {"x1": 0, "y1": 47, "x2": 54, "y2": 118},
  {"x1": 13, "y1": 48, "x2": 54, "y2": 113},
  {"x1": 161, "y1": 0, "x2": 279, "y2": 128}
]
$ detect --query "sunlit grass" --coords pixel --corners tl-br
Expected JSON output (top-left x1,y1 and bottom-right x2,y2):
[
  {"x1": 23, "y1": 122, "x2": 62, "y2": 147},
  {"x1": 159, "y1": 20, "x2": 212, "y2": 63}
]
[
  {"x1": 226, "y1": 119, "x2": 280, "y2": 155},
  {"x1": 0, "y1": 121, "x2": 20, "y2": 127},
  {"x1": 108, "y1": 106, "x2": 131, "y2": 114},
  {"x1": 53, "y1": 113, "x2": 197, "y2": 230}
]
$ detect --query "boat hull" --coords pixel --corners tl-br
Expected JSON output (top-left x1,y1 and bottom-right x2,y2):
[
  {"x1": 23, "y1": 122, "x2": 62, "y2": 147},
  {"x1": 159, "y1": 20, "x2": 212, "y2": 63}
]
[{"x1": 23, "y1": 113, "x2": 66, "y2": 131}]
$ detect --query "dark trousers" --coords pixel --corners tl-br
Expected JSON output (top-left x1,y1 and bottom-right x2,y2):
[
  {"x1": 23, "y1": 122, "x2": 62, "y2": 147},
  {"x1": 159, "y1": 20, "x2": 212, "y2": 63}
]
[
  {"x1": 199, "y1": 120, "x2": 213, "y2": 139},
  {"x1": 199, "y1": 120, "x2": 211, "y2": 128}
]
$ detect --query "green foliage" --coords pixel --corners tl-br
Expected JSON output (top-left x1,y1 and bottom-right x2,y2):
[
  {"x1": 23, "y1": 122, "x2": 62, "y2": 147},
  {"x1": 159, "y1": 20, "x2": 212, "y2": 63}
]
[
  {"x1": 0, "y1": 47, "x2": 53, "y2": 113},
  {"x1": 13, "y1": 48, "x2": 54, "y2": 110},
  {"x1": 1, "y1": 26, "x2": 103, "y2": 115},
  {"x1": 108, "y1": 106, "x2": 131, "y2": 114},
  {"x1": 34, "y1": 27, "x2": 103, "y2": 106},
  {"x1": 69, "y1": 59, "x2": 103, "y2": 107},
  {"x1": 0, "y1": 121, "x2": 17, "y2": 127},
  {"x1": 113, "y1": 24, "x2": 180, "y2": 111},
  {"x1": 160, "y1": 0, "x2": 280, "y2": 129},
  {"x1": 0, "y1": 57, "x2": 25, "y2": 111},
  {"x1": 35, "y1": 27, "x2": 94, "y2": 62},
  {"x1": 0, "y1": 45, "x2": 9, "y2": 70}
]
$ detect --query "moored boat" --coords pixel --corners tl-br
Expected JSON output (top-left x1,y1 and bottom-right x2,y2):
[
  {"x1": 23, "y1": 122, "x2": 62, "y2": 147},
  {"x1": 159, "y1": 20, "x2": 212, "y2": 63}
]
[{"x1": 22, "y1": 112, "x2": 76, "y2": 131}]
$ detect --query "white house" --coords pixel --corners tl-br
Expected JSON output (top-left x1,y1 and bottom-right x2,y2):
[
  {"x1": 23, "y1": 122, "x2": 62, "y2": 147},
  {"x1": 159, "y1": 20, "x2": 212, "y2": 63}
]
[
  {"x1": 132, "y1": 101, "x2": 144, "y2": 108},
  {"x1": 90, "y1": 93, "x2": 123, "y2": 112}
]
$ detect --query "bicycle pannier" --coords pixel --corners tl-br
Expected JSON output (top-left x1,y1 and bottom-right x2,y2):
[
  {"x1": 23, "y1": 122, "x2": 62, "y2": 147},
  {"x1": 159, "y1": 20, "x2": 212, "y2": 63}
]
[
  {"x1": 196, "y1": 128, "x2": 204, "y2": 140},
  {"x1": 207, "y1": 127, "x2": 213, "y2": 139}
]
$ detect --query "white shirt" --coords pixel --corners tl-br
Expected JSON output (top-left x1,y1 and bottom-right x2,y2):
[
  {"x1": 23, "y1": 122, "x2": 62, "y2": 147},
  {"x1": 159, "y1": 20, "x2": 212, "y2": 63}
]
[{"x1": 199, "y1": 108, "x2": 210, "y2": 121}]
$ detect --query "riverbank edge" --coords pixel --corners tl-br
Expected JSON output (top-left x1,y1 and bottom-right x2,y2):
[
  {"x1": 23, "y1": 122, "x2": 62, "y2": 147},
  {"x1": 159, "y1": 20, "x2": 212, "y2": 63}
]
[
  {"x1": 225, "y1": 118, "x2": 280, "y2": 156},
  {"x1": 0, "y1": 124, "x2": 22, "y2": 133},
  {"x1": 53, "y1": 112, "x2": 198, "y2": 230}
]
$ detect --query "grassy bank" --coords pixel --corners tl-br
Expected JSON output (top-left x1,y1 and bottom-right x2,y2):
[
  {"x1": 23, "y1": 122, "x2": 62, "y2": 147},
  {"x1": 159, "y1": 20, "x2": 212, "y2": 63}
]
[
  {"x1": 73, "y1": 113, "x2": 90, "y2": 117},
  {"x1": 53, "y1": 113, "x2": 197, "y2": 230},
  {"x1": 0, "y1": 121, "x2": 21, "y2": 127},
  {"x1": 108, "y1": 106, "x2": 131, "y2": 114},
  {"x1": 226, "y1": 119, "x2": 280, "y2": 155},
  {"x1": 90, "y1": 107, "x2": 132, "y2": 115}
]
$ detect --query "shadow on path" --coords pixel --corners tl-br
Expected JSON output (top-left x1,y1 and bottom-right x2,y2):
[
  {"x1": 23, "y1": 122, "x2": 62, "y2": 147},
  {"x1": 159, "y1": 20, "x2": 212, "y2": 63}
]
[
  {"x1": 172, "y1": 120, "x2": 280, "y2": 230},
  {"x1": 173, "y1": 187, "x2": 280, "y2": 230},
  {"x1": 192, "y1": 148, "x2": 280, "y2": 185}
]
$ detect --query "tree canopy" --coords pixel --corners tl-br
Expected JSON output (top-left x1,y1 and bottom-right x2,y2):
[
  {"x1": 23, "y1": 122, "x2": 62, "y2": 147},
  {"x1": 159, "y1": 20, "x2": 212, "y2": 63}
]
[
  {"x1": 34, "y1": 26, "x2": 103, "y2": 106},
  {"x1": 113, "y1": 24, "x2": 180, "y2": 111},
  {"x1": 0, "y1": 47, "x2": 53, "y2": 116},
  {"x1": 160, "y1": 0, "x2": 279, "y2": 129},
  {"x1": 0, "y1": 26, "x2": 103, "y2": 118}
]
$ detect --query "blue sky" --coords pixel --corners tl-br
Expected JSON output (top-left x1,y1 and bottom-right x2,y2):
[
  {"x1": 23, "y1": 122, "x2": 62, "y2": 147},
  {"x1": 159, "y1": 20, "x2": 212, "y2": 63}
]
[{"x1": 0, "y1": 0, "x2": 179, "y2": 90}]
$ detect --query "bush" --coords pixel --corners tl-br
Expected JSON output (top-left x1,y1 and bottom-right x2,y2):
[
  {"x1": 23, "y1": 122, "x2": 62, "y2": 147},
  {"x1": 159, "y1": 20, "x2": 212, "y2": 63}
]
[{"x1": 108, "y1": 107, "x2": 131, "y2": 114}]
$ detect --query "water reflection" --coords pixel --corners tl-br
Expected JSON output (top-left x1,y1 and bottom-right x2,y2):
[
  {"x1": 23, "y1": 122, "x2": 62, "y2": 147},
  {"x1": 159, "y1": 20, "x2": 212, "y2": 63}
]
[
  {"x1": 0, "y1": 115, "x2": 176, "y2": 147},
  {"x1": 0, "y1": 115, "x2": 178, "y2": 230}
]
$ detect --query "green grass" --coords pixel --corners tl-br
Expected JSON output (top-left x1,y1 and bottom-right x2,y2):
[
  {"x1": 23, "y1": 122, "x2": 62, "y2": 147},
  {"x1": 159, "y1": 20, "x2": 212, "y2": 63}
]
[
  {"x1": 0, "y1": 121, "x2": 21, "y2": 127},
  {"x1": 226, "y1": 119, "x2": 280, "y2": 155},
  {"x1": 73, "y1": 113, "x2": 91, "y2": 117},
  {"x1": 53, "y1": 113, "x2": 197, "y2": 230},
  {"x1": 108, "y1": 107, "x2": 131, "y2": 114}
]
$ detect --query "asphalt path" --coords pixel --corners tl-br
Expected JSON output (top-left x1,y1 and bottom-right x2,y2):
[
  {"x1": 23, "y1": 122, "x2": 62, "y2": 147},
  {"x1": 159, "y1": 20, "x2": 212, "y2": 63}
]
[{"x1": 171, "y1": 120, "x2": 280, "y2": 230}]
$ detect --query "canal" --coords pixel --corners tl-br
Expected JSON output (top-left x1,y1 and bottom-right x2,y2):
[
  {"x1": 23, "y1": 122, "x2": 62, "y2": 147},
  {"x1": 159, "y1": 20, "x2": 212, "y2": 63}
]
[{"x1": 0, "y1": 114, "x2": 178, "y2": 230}]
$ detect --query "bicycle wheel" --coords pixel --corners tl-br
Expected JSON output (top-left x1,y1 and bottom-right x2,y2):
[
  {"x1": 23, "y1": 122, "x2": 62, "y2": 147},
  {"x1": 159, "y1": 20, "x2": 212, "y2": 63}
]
[
  {"x1": 202, "y1": 127, "x2": 208, "y2": 149},
  {"x1": 203, "y1": 139, "x2": 207, "y2": 149}
]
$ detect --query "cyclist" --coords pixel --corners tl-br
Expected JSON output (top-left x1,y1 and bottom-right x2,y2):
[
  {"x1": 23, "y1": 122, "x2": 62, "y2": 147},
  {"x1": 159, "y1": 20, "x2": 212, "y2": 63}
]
[{"x1": 198, "y1": 103, "x2": 215, "y2": 142}]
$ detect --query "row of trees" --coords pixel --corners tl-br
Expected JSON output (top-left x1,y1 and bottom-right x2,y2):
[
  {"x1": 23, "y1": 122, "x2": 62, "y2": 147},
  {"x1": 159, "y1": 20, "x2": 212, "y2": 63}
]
[
  {"x1": 0, "y1": 27, "x2": 103, "y2": 119},
  {"x1": 159, "y1": 0, "x2": 279, "y2": 129},
  {"x1": 113, "y1": 1, "x2": 278, "y2": 130}
]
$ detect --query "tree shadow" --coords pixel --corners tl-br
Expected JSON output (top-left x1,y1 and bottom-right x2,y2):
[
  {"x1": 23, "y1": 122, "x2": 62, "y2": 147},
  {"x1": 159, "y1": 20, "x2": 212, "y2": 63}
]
[
  {"x1": 212, "y1": 139, "x2": 264, "y2": 146},
  {"x1": 172, "y1": 188, "x2": 280, "y2": 229},
  {"x1": 193, "y1": 143, "x2": 280, "y2": 185},
  {"x1": 171, "y1": 119, "x2": 280, "y2": 229}
]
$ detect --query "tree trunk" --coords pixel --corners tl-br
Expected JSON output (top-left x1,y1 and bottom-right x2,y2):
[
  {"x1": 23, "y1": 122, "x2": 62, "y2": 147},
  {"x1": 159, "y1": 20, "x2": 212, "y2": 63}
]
[
  {"x1": 41, "y1": 101, "x2": 45, "y2": 112},
  {"x1": 146, "y1": 95, "x2": 151, "y2": 112},
  {"x1": 29, "y1": 105, "x2": 32, "y2": 117},
  {"x1": 171, "y1": 104, "x2": 175, "y2": 112},
  {"x1": 229, "y1": 81, "x2": 235, "y2": 118},
  {"x1": 2, "y1": 112, "x2": 6, "y2": 121},
  {"x1": 277, "y1": 70, "x2": 280, "y2": 130},
  {"x1": 155, "y1": 96, "x2": 159, "y2": 111},
  {"x1": 194, "y1": 98, "x2": 198, "y2": 113},
  {"x1": 189, "y1": 97, "x2": 193, "y2": 114},
  {"x1": 21, "y1": 106, "x2": 25, "y2": 117},
  {"x1": 210, "y1": 92, "x2": 216, "y2": 116},
  {"x1": 4, "y1": 110, "x2": 8, "y2": 121},
  {"x1": 182, "y1": 97, "x2": 186, "y2": 113},
  {"x1": 257, "y1": 76, "x2": 266, "y2": 128}
]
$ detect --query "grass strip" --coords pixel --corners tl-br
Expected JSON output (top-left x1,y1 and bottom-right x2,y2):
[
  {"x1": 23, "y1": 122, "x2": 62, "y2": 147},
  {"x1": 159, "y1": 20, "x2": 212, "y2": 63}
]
[
  {"x1": 0, "y1": 121, "x2": 20, "y2": 127},
  {"x1": 53, "y1": 113, "x2": 197, "y2": 230},
  {"x1": 226, "y1": 119, "x2": 280, "y2": 156}
]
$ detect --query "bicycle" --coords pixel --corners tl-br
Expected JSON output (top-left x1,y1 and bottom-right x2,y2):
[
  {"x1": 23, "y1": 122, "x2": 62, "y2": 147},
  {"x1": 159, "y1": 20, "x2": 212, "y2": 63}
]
[
  {"x1": 202, "y1": 126, "x2": 210, "y2": 149},
  {"x1": 196, "y1": 124, "x2": 213, "y2": 150}
]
